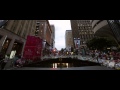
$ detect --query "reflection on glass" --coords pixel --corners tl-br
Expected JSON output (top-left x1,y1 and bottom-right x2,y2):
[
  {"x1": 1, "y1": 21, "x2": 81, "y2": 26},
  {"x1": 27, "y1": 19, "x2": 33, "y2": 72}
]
[
  {"x1": 66, "y1": 63, "x2": 68, "y2": 68},
  {"x1": 53, "y1": 63, "x2": 54, "y2": 68},
  {"x1": 52, "y1": 63, "x2": 69, "y2": 68},
  {"x1": 55, "y1": 63, "x2": 57, "y2": 68}
]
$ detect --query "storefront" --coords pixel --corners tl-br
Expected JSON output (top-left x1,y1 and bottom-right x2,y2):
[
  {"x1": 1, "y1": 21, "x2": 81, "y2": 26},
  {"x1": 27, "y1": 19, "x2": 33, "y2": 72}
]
[
  {"x1": 0, "y1": 30, "x2": 25, "y2": 58},
  {"x1": 11, "y1": 41, "x2": 23, "y2": 56},
  {"x1": 1, "y1": 38, "x2": 11, "y2": 55}
]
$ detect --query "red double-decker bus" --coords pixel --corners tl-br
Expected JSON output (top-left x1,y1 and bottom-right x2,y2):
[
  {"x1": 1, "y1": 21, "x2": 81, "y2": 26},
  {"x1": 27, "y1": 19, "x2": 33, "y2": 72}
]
[{"x1": 23, "y1": 35, "x2": 43, "y2": 62}]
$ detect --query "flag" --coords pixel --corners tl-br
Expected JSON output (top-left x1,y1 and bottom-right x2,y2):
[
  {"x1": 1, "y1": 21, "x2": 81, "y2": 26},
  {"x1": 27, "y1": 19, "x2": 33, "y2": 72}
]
[{"x1": 76, "y1": 41, "x2": 78, "y2": 49}]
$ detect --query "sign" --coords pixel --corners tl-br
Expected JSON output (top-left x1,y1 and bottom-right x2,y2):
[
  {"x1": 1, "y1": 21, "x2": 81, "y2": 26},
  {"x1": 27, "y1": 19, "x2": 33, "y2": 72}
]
[
  {"x1": 19, "y1": 37, "x2": 22, "y2": 42},
  {"x1": 23, "y1": 35, "x2": 43, "y2": 61},
  {"x1": 74, "y1": 39, "x2": 80, "y2": 49}
]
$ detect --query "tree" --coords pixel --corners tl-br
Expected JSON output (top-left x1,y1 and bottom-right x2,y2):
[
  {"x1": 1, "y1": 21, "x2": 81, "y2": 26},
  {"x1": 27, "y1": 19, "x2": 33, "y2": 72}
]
[
  {"x1": 86, "y1": 37, "x2": 118, "y2": 51},
  {"x1": 60, "y1": 48, "x2": 64, "y2": 54}
]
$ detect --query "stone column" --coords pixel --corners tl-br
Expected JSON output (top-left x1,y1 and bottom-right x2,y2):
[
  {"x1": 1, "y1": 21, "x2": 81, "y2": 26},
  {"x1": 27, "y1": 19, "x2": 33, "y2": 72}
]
[
  {"x1": 21, "y1": 41, "x2": 26, "y2": 57},
  {"x1": 0, "y1": 35, "x2": 7, "y2": 52},
  {"x1": 6, "y1": 38, "x2": 15, "y2": 55}
]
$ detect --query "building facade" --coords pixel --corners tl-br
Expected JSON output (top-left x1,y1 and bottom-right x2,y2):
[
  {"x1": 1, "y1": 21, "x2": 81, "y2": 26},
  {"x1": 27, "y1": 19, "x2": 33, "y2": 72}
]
[
  {"x1": 70, "y1": 20, "x2": 94, "y2": 48},
  {"x1": 91, "y1": 20, "x2": 112, "y2": 37},
  {"x1": 65, "y1": 30, "x2": 73, "y2": 51},
  {"x1": 0, "y1": 20, "x2": 8, "y2": 27},
  {"x1": 0, "y1": 20, "x2": 37, "y2": 57},
  {"x1": 35, "y1": 20, "x2": 52, "y2": 49},
  {"x1": 107, "y1": 20, "x2": 120, "y2": 45},
  {"x1": 91, "y1": 20, "x2": 120, "y2": 45},
  {"x1": 50, "y1": 25, "x2": 55, "y2": 48}
]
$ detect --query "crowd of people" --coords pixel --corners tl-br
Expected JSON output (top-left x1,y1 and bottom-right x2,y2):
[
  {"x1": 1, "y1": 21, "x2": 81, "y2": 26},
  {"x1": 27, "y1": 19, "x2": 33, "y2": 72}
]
[
  {"x1": 0, "y1": 49, "x2": 120, "y2": 70},
  {"x1": 89, "y1": 50, "x2": 120, "y2": 61}
]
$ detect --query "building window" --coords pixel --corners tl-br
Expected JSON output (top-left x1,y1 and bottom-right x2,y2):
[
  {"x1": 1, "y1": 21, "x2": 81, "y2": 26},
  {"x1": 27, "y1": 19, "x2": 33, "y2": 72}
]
[{"x1": 36, "y1": 20, "x2": 38, "y2": 24}]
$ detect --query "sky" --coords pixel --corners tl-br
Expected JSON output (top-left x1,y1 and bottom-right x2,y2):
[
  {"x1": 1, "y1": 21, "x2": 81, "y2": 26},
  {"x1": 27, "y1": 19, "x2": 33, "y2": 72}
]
[{"x1": 49, "y1": 20, "x2": 71, "y2": 50}]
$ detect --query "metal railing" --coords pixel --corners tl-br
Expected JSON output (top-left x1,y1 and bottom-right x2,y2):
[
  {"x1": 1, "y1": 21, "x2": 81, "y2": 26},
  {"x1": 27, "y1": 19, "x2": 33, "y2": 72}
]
[{"x1": 41, "y1": 55, "x2": 92, "y2": 61}]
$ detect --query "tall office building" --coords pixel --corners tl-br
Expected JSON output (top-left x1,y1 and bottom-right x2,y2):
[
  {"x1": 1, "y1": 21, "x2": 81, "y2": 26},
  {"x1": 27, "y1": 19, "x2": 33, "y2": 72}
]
[
  {"x1": 65, "y1": 30, "x2": 73, "y2": 51},
  {"x1": 91, "y1": 20, "x2": 120, "y2": 45},
  {"x1": 91, "y1": 20, "x2": 113, "y2": 37},
  {"x1": 70, "y1": 20, "x2": 94, "y2": 48},
  {"x1": 107, "y1": 20, "x2": 120, "y2": 44},
  {"x1": 0, "y1": 20, "x2": 37, "y2": 56},
  {"x1": 50, "y1": 25, "x2": 55, "y2": 48},
  {"x1": 36, "y1": 20, "x2": 52, "y2": 49}
]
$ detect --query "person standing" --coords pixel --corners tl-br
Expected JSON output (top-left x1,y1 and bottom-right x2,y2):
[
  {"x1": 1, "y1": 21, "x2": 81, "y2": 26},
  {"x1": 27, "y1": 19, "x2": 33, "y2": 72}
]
[
  {"x1": 1, "y1": 54, "x2": 9, "y2": 70},
  {"x1": 95, "y1": 51, "x2": 99, "y2": 63}
]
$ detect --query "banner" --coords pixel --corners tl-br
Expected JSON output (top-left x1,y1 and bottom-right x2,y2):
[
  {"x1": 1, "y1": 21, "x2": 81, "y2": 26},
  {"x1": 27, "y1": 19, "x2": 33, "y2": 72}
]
[
  {"x1": 23, "y1": 46, "x2": 42, "y2": 61},
  {"x1": 74, "y1": 39, "x2": 80, "y2": 49},
  {"x1": 23, "y1": 35, "x2": 43, "y2": 61}
]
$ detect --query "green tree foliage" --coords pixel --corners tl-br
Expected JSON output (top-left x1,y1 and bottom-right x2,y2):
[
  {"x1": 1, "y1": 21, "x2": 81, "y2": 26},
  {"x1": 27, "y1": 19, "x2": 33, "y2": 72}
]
[
  {"x1": 86, "y1": 37, "x2": 118, "y2": 51},
  {"x1": 60, "y1": 48, "x2": 64, "y2": 54}
]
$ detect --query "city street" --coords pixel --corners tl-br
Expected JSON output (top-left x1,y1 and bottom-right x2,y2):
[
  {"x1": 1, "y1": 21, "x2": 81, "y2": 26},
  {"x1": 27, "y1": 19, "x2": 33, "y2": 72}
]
[
  {"x1": 3, "y1": 56, "x2": 115, "y2": 70},
  {"x1": 0, "y1": 20, "x2": 120, "y2": 70},
  {"x1": 8, "y1": 66, "x2": 114, "y2": 70},
  {"x1": 0, "y1": 55, "x2": 118, "y2": 70}
]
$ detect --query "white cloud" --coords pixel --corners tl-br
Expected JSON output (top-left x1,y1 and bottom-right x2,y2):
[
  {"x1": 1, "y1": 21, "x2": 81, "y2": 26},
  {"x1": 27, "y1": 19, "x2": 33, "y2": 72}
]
[{"x1": 49, "y1": 20, "x2": 71, "y2": 50}]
